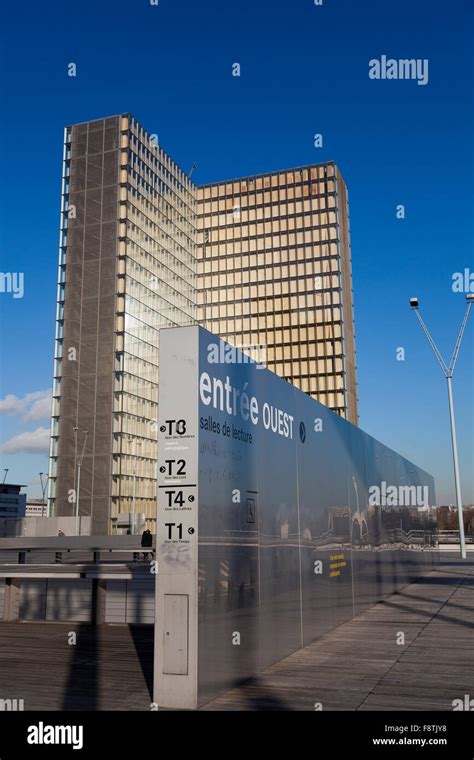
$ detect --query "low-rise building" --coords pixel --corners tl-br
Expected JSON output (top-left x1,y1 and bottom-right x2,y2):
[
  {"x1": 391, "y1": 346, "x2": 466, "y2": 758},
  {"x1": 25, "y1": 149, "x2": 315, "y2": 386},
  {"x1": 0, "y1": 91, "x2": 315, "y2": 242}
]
[
  {"x1": 0, "y1": 484, "x2": 27, "y2": 519},
  {"x1": 25, "y1": 498, "x2": 47, "y2": 518}
]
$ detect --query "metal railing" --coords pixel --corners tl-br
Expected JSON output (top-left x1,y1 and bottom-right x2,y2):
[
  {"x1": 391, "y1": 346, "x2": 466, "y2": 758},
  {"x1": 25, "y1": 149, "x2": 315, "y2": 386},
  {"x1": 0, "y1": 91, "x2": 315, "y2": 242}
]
[
  {"x1": 0, "y1": 535, "x2": 155, "y2": 565},
  {"x1": 0, "y1": 536, "x2": 156, "y2": 624},
  {"x1": 437, "y1": 530, "x2": 474, "y2": 544}
]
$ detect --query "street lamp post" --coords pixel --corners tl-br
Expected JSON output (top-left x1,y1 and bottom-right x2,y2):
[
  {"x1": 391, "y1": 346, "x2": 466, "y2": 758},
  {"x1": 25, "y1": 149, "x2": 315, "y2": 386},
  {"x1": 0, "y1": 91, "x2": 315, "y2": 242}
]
[
  {"x1": 409, "y1": 294, "x2": 473, "y2": 560},
  {"x1": 132, "y1": 463, "x2": 136, "y2": 535},
  {"x1": 39, "y1": 472, "x2": 48, "y2": 517},
  {"x1": 131, "y1": 439, "x2": 142, "y2": 535},
  {"x1": 75, "y1": 430, "x2": 88, "y2": 536},
  {"x1": 73, "y1": 425, "x2": 79, "y2": 501}
]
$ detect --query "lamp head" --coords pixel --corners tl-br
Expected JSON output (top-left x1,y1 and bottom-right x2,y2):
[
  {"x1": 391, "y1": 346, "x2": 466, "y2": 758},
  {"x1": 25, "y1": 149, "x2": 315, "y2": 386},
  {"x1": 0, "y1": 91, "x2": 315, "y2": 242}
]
[
  {"x1": 466, "y1": 293, "x2": 474, "y2": 302},
  {"x1": 409, "y1": 297, "x2": 419, "y2": 309}
]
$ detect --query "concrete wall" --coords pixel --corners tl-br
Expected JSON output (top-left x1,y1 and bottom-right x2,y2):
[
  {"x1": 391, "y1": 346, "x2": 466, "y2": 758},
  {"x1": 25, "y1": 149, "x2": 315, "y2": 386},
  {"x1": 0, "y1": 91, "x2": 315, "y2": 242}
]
[
  {"x1": 0, "y1": 516, "x2": 91, "y2": 538},
  {"x1": 14, "y1": 577, "x2": 154, "y2": 624}
]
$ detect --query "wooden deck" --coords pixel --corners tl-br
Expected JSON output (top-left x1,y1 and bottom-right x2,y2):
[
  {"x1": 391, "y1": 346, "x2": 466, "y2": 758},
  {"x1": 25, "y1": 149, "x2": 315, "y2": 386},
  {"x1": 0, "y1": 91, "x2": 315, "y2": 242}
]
[
  {"x1": 201, "y1": 557, "x2": 474, "y2": 710},
  {"x1": 0, "y1": 555, "x2": 472, "y2": 711},
  {"x1": 0, "y1": 623, "x2": 153, "y2": 710}
]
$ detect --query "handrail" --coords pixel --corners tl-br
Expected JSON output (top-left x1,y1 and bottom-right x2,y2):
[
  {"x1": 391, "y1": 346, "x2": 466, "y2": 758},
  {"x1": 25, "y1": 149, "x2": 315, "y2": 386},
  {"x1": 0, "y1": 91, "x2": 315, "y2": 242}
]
[{"x1": 0, "y1": 535, "x2": 155, "y2": 551}]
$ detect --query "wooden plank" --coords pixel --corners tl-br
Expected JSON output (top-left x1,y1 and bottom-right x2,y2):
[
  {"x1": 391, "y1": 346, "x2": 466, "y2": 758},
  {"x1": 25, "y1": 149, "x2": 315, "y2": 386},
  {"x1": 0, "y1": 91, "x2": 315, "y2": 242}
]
[
  {"x1": 0, "y1": 560, "x2": 472, "y2": 710},
  {"x1": 201, "y1": 560, "x2": 474, "y2": 710},
  {"x1": 0, "y1": 622, "x2": 153, "y2": 710}
]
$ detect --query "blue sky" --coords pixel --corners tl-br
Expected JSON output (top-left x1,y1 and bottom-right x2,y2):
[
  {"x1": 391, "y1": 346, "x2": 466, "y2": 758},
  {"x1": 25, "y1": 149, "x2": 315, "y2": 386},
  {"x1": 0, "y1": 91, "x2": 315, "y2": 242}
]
[{"x1": 0, "y1": 0, "x2": 472, "y2": 503}]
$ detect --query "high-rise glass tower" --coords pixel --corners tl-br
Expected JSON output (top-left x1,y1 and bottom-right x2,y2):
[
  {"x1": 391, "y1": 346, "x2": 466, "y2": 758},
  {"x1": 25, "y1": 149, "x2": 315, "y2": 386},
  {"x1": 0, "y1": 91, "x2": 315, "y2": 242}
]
[
  {"x1": 48, "y1": 114, "x2": 197, "y2": 533},
  {"x1": 48, "y1": 114, "x2": 357, "y2": 534},
  {"x1": 197, "y1": 165, "x2": 358, "y2": 423}
]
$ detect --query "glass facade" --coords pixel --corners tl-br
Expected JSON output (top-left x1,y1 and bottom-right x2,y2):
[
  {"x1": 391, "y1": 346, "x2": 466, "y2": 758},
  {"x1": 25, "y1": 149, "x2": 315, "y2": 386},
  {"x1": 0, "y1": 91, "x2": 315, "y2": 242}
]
[
  {"x1": 48, "y1": 114, "x2": 197, "y2": 532},
  {"x1": 48, "y1": 114, "x2": 358, "y2": 533},
  {"x1": 112, "y1": 116, "x2": 196, "y2": 526},
  {"x1": 196, "y1": 164, "x2": 358, "y2": 423}
]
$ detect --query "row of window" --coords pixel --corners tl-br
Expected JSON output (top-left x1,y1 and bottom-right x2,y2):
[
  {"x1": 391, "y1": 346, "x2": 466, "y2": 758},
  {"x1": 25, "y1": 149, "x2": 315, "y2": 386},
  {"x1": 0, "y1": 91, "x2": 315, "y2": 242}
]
[
  {"x1": 118, "y1": 313, "x2": 160, "y2": 347},
  {"x1": 295, "y1": 385, "x2": 345, "y2": 407},
  {"x1": 121, "y1": 291, "x2": 193, "y2": 332},
  {"x1": 199, "y1": 164, "x2": 336, "y2": 198},
  {"x1": 275, "y1": 369, "x2": 344, "y2": 389},
  {"x1": 126, "y1": 226, "x2": 196, "y2": 273},
  {"x1": 127, "y1": 199, "x2": 196, "y2": 251},
  {"x1": 112, "y1": 443, "x2": 157, "y2": 473},
  {"x1": 199, "y1": 282, "x2": 340, "y2": 303},
  {"x1": 126, "y1": 175, "x2": 196, "y2": 235},
  {"x1": 199, "y1": 284, "x2": 341, "y2": 309},
  {"x1": 119, "y1": 333, "x2": 159, "y2": 365},
  {"x1": 199, "y1": 182, "x2": 335, "y2": 214},
  {"x1": 111, "y1": 495, "x2": 157, "y2": 519},
  {"x1": 111, "y1": 474, "x2": 158, "y2": 499},
  {"x1": 115, "y1": 370, "x2": 158, "y2": 402},
  {"x1": 199, "y1": 233, "x2": 338, "y2": 255},
  {"x1": 198, "y1": 209, "x2": 337, "y2": 233},
  {"x1": 127, "y1": 185, "x2": 195, "y2": 229},
  {"x1": 128, "y1": 117, "x2": 194, "y2": 192},
  {"x1": 117, "y1": 352, "x2": 160, "y2": 383},
  {"x1": 114, "y1": 391, "x2": 157, "y2": 419},
  {"x1": 198, "y1": 289, "x2": 342, "y2": 311},
  {"x1": 199, "y1": 196, "x2": 336, "y2": 227},
  {"x1": 198, "y1": 269, "x2": 340, "y2": 291},
  {"x1": 124, "y1": 179, "x2": 193, "y2": 223},
  {"x1": 125, "y1": 121, "x2": 194, "y2": 197},
  {"x1": 124, "y1": 208, "x2": 193, "y2": 243},
  {"x1": 198, "y1": 244, "x2": 339, "y2": 268},
  {"x1": 216, "y1": 330, "x2": 343, "y2": 354},
  {"x1": 123, "y1": 273, "x2": 195, "y2": 324},
  {"x1": 200, "y1": 309, "x2": 342, "y2": 331},
  {"x1": 125, "y1": 257, "x2": 195, "y2": 311},
  {"x1": 200, "y1": 227, "x2": 338, "y2": 248},
  {"x1": 114, "y1": 412, "x2": 158, "y2": 441}
]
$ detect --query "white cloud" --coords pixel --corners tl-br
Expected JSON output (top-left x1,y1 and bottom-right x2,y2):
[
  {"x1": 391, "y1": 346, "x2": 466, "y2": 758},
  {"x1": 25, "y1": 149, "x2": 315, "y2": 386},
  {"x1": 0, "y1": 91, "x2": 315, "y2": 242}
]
[
  {"x1": 0, "y1": 394, "x2": 25, "y2": 415},
  {"x1": 0, "y1": 390, "x2": 51, "y2": 421},
  {"x1": 0, "y1": 427, "x2": 50, "y2": 454},
  {"x1": 24, "y1": 395, "x2": 52, "y2": 422}
]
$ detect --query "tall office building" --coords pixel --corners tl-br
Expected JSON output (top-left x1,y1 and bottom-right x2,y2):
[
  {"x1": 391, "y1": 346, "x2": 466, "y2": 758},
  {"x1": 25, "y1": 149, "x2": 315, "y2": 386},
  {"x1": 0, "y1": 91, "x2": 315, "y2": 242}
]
[
  {"x1": 197, "y1": 165, "x2": 358, "y2": 423},
  {"x1": 48, "y1": 114, "x2": 197, "y2": 533},
  {"x1": 48, "y1": 113, "x2": 357, "y2": 534}
]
